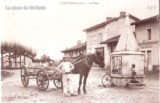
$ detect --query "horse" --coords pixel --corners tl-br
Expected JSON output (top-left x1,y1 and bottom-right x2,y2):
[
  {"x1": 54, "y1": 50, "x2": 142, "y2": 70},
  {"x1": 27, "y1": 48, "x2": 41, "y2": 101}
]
[{"x1": 65, "y1": 51, "x2": 105, "y2": 94}]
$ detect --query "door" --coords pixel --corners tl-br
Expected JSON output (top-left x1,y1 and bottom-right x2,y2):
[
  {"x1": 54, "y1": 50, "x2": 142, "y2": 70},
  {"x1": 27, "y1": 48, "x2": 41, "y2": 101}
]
[
  {"x1": 95, "y1": 47, "x2": 104, "y2": 58},
  {"x1": 141, "y1": 51, "x2": 146, "y2": 70},
  {"x1": 147, "y1": 50, "x2": 152, "y2": 70}
]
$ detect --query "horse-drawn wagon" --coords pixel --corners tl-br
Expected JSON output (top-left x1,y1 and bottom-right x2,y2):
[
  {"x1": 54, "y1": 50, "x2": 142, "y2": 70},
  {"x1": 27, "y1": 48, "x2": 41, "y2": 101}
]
[
  {"x1": 21, "y1": 65, "x2": 62, "y2": 91},
  {"x1": 21, "y1": 52, "x2": 104, "y2": 93}
]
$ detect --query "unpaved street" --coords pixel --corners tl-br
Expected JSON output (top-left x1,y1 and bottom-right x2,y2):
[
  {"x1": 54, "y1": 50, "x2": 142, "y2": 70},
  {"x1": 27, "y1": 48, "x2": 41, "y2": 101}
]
[{"x1": 1, "y1": 68, "x2": 159, "y2": 103}]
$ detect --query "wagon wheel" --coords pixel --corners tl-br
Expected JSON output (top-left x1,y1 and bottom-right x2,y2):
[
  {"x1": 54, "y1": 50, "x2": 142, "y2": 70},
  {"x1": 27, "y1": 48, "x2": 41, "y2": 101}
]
[
  {"x1": 53, "y1": 78, "x2": 62, "y2": 89},
  {"x1": 36, "y1": 70, "x2": 49, "y2": 91},
  {"x1": 21, "y1": 66, "x2": 29, "y2": 87},
  {"x1": 102, "y1": 74, "x2": 111, "y2": 87}
]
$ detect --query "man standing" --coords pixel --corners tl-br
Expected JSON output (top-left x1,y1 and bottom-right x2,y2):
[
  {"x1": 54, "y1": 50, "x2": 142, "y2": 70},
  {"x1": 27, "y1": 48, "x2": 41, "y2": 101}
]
[{"x1": 58, "y1": 57, "x2": 77, "y2": 97}]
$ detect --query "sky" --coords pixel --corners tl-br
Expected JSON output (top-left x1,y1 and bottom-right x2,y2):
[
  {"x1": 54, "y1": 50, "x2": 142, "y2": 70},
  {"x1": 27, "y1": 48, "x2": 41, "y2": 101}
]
[{"x1": 1, "y1": 0, "x2": 159, "y2": 60}]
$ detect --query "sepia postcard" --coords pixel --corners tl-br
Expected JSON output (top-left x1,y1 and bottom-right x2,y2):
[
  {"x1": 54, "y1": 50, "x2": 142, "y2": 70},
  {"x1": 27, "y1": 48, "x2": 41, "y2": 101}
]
[{"x1": 1, "y1": 0, "x2": 159, "y2": 103}]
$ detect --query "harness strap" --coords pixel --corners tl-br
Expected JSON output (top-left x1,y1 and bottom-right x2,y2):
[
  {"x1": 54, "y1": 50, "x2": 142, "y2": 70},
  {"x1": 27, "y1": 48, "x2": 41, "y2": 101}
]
[
  {"x1": 84, "y1": 58, "x2": 92, "y2": 68},
  {"x1": 72, "y1": 58, "x2": 92, "y2": 68},
  {"x1": 72, "y1": 58, "x2": 86, "y2": 65}
]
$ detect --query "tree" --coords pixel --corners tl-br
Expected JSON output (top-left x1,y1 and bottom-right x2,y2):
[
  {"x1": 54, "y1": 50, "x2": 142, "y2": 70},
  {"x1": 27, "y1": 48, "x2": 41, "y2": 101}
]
[
  {"x1": 1, "y1": 42, "x2": 5, "y2": 68},
  {"x1": 18, "y1": 44, "x2": 25, "y2": 68},
  {"x1": 29, "y1": 48, "x2": 37, "y2": 59},
  {"x1": 1, "y1": 42, "x2": 13, "y2": 68},
  {"x1": 1, "y1": 41, "x2": 37, "y2": 68},
  {"x1": 12, "y1": 42, "x2": 21, "y2": 68},
  {"x1": 8, "y1": 43, "x2": 12, "y2": 68},
  {"x1": 41, "y1": 54, "x2": 50, "y2": 62},
  {"x1": 20, "y1": 46, "x2": 27, "y2": 66}
]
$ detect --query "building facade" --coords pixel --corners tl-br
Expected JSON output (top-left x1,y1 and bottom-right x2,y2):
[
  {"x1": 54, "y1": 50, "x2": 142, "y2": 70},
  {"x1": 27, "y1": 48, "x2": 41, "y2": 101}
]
[
  {"x1": 2, "y1": 55, "x2": 32, "y2": 68},
  {"x1": 61, "y1": 40, "x2": 86, "y2": 57},
  {"x1": 83, "y1": 12, "x2": 140, "y2": 68},
  {"x1": 131, "y1": 15, "x2": 159, "y2": 71}
]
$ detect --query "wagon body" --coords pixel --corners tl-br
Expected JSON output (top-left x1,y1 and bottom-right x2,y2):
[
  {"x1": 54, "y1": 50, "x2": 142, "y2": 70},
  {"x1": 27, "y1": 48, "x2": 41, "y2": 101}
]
[{"x1": 21, "y1": 65, "x2": 62, "y2": 91}]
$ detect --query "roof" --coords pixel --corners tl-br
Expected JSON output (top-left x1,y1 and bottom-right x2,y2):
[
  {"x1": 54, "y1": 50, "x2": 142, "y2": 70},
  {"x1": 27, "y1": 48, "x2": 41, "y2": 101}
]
[
  {"x1": 83, "y1": 14, "x2": 140, "y2": 32},
  {"x1": 61, "y1": 43, "x2": 86, "y2": 53},
  {"x1": 100, "y1": 35, "x2": 120, "y2": 44},
  {"x1": 131, "y1": 15, "x2": 159, "y2": 25}
]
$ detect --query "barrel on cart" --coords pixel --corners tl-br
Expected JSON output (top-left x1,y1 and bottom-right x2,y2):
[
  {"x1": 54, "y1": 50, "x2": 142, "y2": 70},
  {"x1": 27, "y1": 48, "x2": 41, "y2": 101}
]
[{"x1": 21, "y1": 65, "x2": 62, "y2": 91}]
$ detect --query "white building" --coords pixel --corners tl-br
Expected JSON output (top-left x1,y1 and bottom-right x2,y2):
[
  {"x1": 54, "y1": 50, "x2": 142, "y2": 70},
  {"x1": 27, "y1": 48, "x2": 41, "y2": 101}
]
[
  {"x1": 83, "y1": 11, "x2": 140, "y2": 69},
  {"x1": 131, "y1": 15, "x2": 159, "y2": 71},
  {"x1": 61, "y1": 40, "x2": 86, "y2": 57},
  {"x1": 2, "y1": 55, "x2": 32, "y2": 69}
]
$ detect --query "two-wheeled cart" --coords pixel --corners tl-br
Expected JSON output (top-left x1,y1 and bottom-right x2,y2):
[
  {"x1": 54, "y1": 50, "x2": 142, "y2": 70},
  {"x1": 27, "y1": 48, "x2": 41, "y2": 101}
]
[{"x1": 21, "y1": 65, "x2": 62, "y2": 91}]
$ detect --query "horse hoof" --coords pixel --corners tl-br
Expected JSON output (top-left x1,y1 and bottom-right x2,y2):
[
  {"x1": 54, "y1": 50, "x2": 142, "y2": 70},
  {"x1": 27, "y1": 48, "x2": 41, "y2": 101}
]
[{"x1": 78, "y1": 92, "x2": 81, "y2": 95}]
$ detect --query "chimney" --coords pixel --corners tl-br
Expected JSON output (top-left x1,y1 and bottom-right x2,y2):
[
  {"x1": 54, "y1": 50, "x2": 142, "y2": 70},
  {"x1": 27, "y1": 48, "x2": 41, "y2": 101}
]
[
  {"x1": 120, "y1": 11, "x2": 126, "y2": 16},
  {"x1": 77, "y1": 40, "x2": 81, "y2": 45},
  {"x1": 106, "y1": 17, "x2": 112, "y2": 21}
]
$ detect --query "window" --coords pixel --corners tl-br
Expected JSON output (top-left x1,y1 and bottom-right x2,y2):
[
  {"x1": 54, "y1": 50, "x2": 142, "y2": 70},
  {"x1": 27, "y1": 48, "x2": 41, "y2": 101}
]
[
  {"x1": 98, "y1": 33, "x2": 102, "y2": 43},
  {"x1": 77, "y1": 50, "x2": 79, "y2": 55},
  {"x1": 147, "y1": 29, "x2": 151, "y2": 40},
  {"x1": 69, "y1": 52, "x2": 73, "y2": 57},
  {"x1": 111, "y1": 43, "x2": 113, "y2": 53},
  {"x1": 112, "y1": 56, "x2": 122, "y2": 74},
  {"x1": 133, "y1": 32, "x2": 136, "y2": 39},
  {"x1": 89, "y1": 35, "x2": 92, "y2": 45},
  {"x1": 92, "y1": 36, "x2": 95, "y2": 45},
  {"x1": 147, "y1": 50, "x2": 152, "y2": 65}
]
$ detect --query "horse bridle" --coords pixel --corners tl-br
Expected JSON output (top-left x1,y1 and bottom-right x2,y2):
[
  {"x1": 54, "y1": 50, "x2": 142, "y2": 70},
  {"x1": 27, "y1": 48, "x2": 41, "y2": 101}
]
[{"x1": 86, "y1": 53, "x2": 102, "y2": 64}]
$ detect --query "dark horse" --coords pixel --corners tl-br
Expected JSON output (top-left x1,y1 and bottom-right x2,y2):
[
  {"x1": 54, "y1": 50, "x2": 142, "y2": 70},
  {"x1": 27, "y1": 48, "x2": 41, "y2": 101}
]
[{"x1": 65, "y1": 52, "x2": 105, "y2": 94}]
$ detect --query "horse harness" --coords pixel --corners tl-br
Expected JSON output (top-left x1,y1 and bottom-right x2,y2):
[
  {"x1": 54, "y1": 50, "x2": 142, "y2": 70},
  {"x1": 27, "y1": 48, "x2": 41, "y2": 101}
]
[{"x1": 72, "y1": 53, "x2": 98, "y2": 68}]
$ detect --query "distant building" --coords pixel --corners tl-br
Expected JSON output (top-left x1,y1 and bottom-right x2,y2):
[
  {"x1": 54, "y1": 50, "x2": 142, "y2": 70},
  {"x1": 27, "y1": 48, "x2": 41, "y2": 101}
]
[
  {"x1": 32, "y1": 59, "x2": 54, "y2": 67},
  {"x1": 131, "y1": 15, "x2": 159, "y2": 71},
  {"x1": 83, "y1": 11, "x2": 140, "y2": 68},
  {"x1": 2, "y1": 55, "x2": 32, "y2": 68},
  {"x1": 61, "y1": 40, "x2": 86, "y2": 57}
]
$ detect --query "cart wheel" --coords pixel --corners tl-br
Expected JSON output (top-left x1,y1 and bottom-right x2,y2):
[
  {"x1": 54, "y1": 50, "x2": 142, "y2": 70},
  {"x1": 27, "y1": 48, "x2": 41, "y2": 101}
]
[
  {"x1": 21, "y1": 66, "x2": 29, "y2": 87},
  {"x1": 36, "y1": 70, "x2": 49, "y2": 91},
  {"x1": 53, "y1": 79, "x2": 62, "y2": 89},
  {"x1": 102, "y1": 74, "x2": 111, "y2": 87}
]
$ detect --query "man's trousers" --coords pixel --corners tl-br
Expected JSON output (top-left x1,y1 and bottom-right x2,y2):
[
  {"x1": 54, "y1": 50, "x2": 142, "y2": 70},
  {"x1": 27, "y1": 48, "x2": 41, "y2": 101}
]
[{"x1": 62, "y1": 74, "x2": 73, "y2": 94}]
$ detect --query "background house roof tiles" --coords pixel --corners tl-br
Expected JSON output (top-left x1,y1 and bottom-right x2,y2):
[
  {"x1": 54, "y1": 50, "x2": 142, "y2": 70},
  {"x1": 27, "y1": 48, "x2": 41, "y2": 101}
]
[
  {"x1": 83, "y1": 14, "x2": 140, "y2": 32},
  {"x1": 61, "y1": 43, "x2": 86, "y2": 53},
  {"x1": 131, "y1": 15, "x2": 159, "y2": 25}
]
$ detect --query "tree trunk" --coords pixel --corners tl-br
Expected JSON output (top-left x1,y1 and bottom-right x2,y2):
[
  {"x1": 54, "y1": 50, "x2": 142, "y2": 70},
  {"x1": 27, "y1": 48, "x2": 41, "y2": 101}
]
[
  {"x1": 20, "y1": 55, "x2": 21, "y2": 68},
  {"x1": 15, "y1": 53, "x2": 17, "y2": 68},
  {"x1": 1, "y1": 53, "x2": 3, "y2": 69},
  {"x1": 9, "y1": 52, "x2": 11, "y2": 68},
  {"x1": 24, "y1": 55, "x2": 26, "y2": 65}
]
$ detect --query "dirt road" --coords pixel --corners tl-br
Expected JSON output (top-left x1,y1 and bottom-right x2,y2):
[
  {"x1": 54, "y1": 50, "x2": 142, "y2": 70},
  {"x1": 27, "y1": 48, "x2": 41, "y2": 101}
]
[{"x1": 1, "y1": 68, "x2": 159, "y2": 103}]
